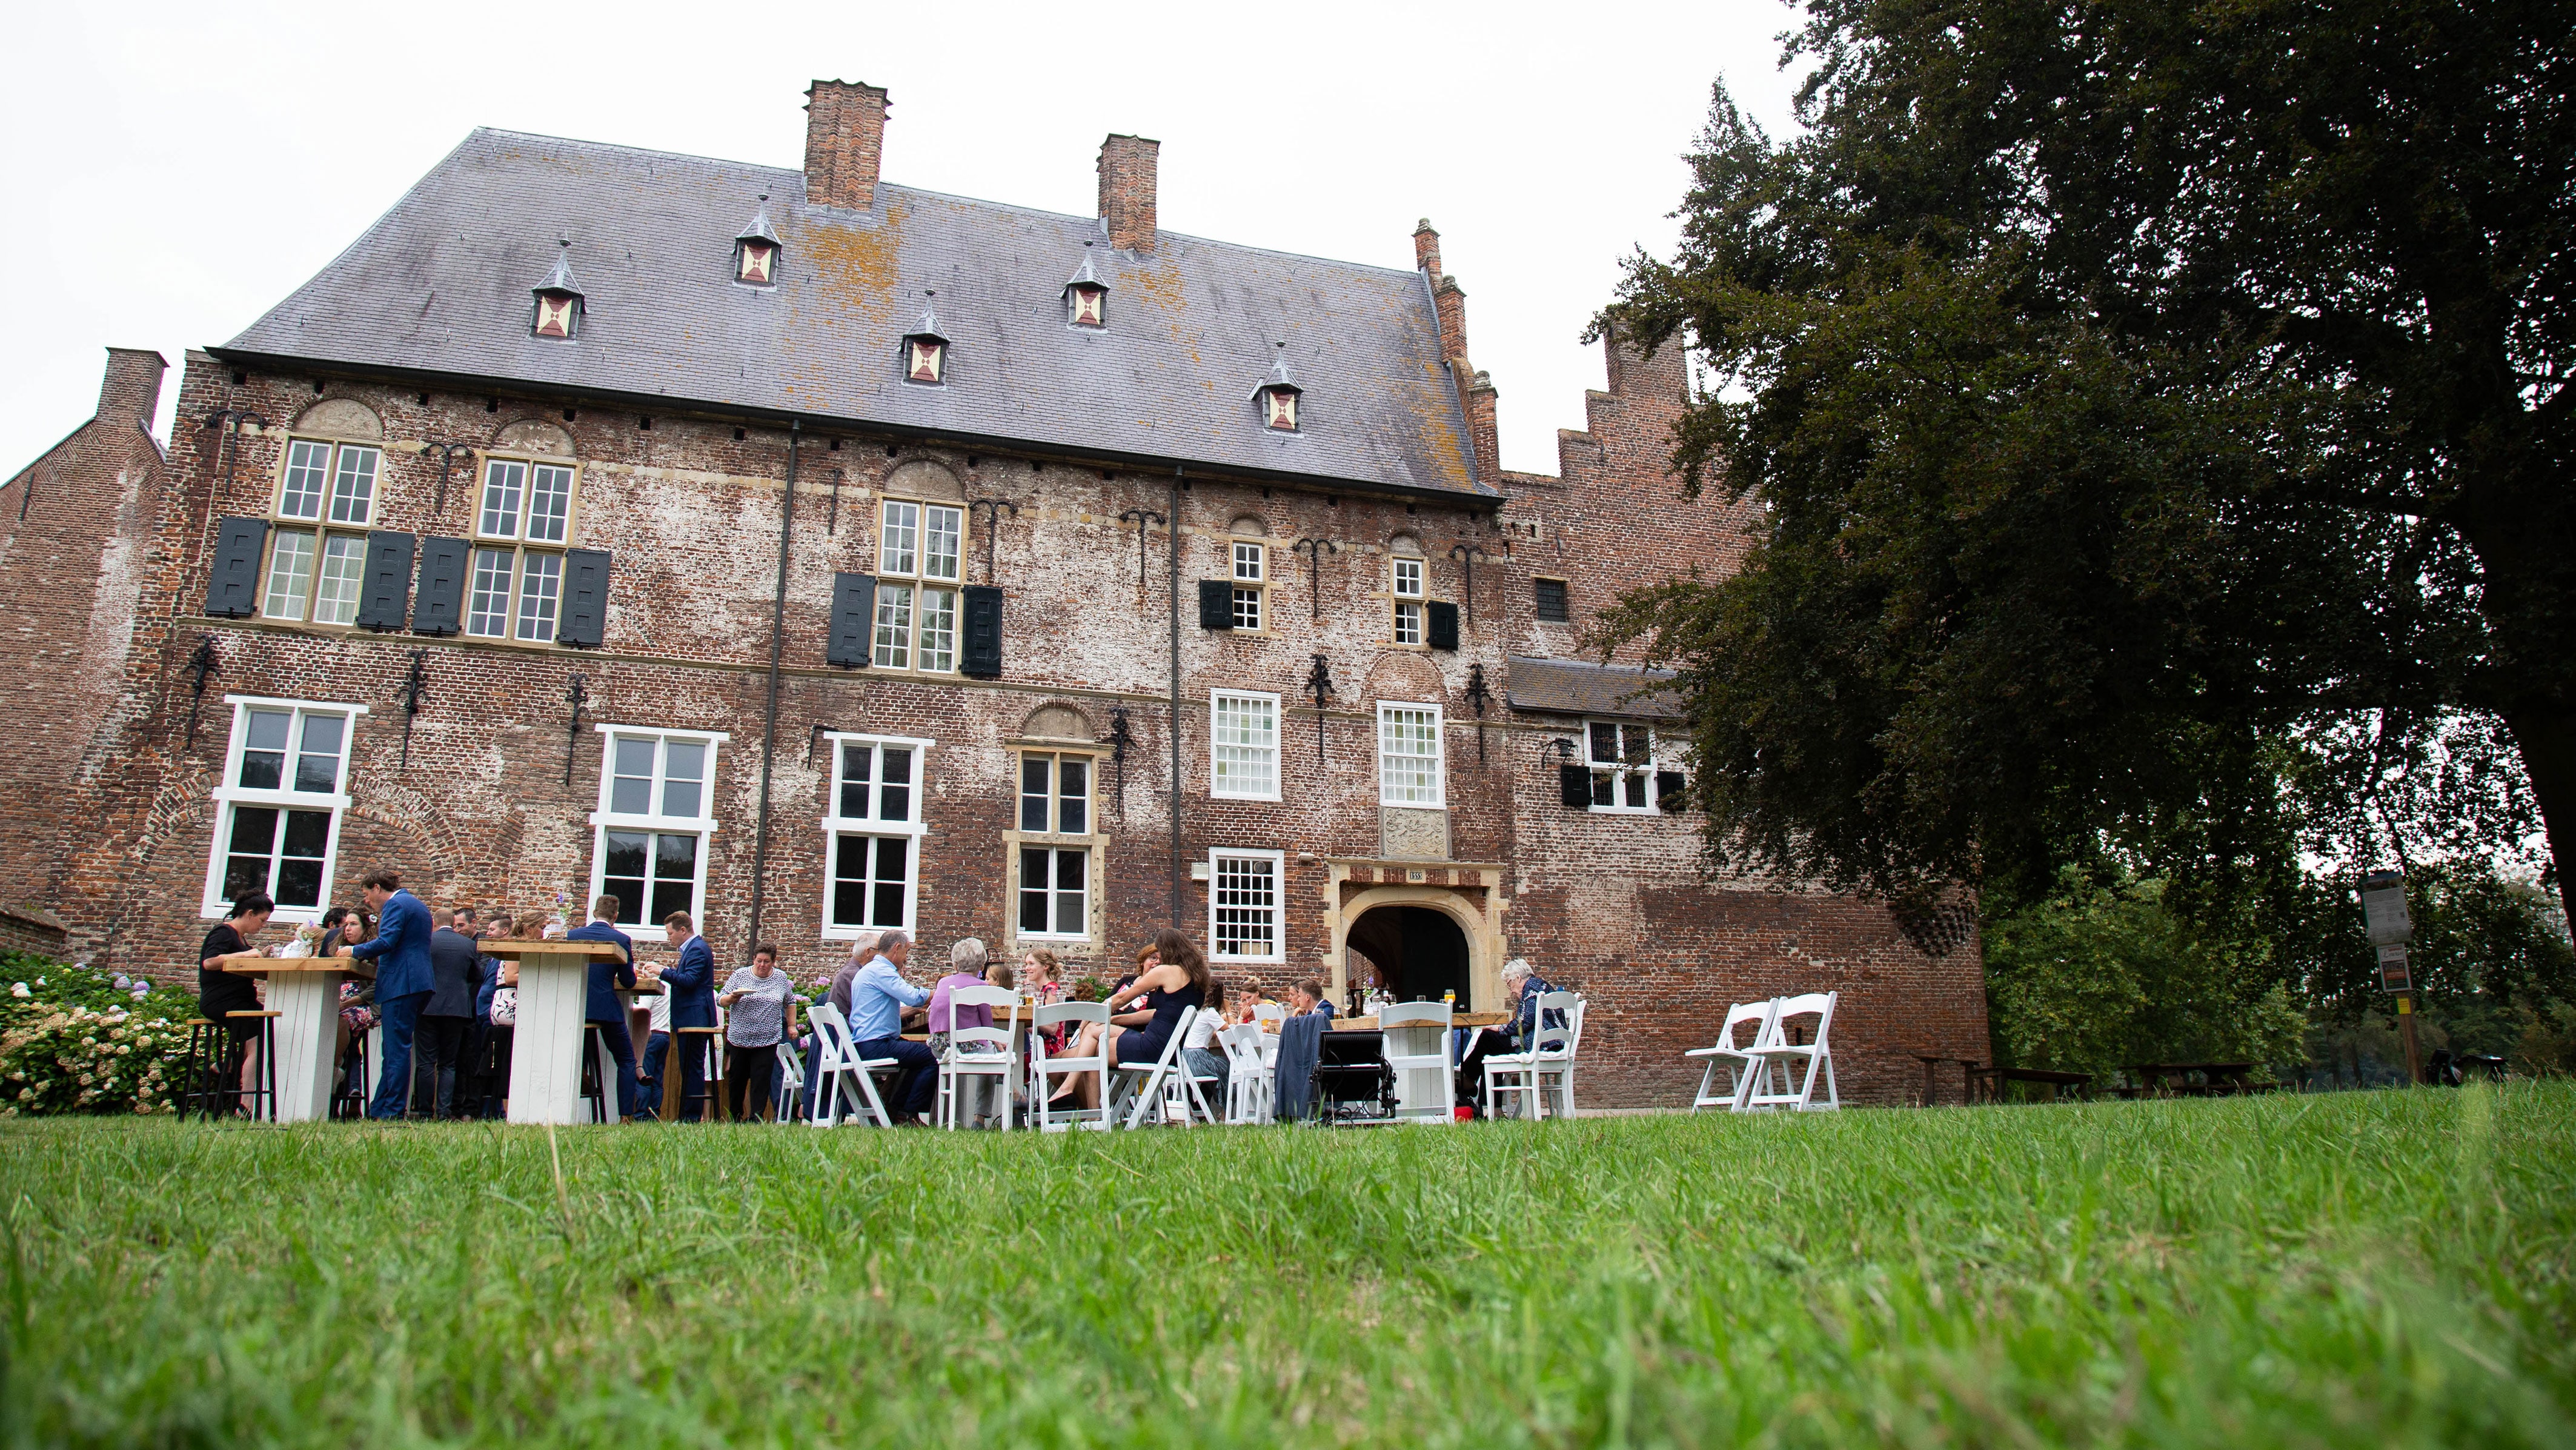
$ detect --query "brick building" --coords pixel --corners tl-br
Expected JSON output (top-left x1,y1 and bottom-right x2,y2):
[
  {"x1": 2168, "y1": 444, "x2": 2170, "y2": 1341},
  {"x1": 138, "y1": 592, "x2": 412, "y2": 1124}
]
[{"x1": 0, "y1": 81, "x2": 1987, "y2": 1105}]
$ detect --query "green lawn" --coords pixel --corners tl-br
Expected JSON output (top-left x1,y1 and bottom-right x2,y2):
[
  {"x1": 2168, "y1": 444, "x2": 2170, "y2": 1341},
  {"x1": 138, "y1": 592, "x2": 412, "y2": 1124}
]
[{"x1": 0, "y1": 1086, "x2": 2569, "y2": 1449}]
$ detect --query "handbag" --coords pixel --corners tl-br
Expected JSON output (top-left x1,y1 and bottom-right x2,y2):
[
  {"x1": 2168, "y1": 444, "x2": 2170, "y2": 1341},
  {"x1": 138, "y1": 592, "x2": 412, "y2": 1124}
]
[{"x1": 491, "y1": 985, "x2": 518, "y2": 1026}]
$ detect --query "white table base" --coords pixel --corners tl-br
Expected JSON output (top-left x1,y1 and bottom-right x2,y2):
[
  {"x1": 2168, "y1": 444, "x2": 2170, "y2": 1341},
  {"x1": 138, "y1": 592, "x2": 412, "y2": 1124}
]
[
  {"x1": 265, "y1": 973, "x2": 342, "y2": 1123},
  {"x1": 507, "y1": 958, "x2": 593, "y2": 1125}
]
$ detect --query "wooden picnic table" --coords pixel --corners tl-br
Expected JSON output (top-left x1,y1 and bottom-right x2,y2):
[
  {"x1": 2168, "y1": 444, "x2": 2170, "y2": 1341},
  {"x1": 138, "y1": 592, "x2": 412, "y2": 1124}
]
[
  {"x1": 2134, "y1": 1062, "x2": 2257, "y2": 1097},
  {"x1": 1968, "y1": 1066, "x2": 2093, "y2": 1103}
]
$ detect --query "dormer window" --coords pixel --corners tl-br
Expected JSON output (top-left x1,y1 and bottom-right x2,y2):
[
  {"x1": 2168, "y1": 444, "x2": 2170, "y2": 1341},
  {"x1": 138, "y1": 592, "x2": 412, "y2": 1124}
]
[
  {"x1": 734, "y1": 197, "x2": 781, "y2": 287},
  {"x1": 1064, "y1": 244, "x2": 1109, "y2": 328},
  {"x1": 531, "y1": 242, "x2": 584, "y2": 341},
  {"x1": 1250, "y1": 345, "x2": 1301, "y2": 431},
  {"x1": 903, "y1": 292, "x2": 949, "y2": 386}
]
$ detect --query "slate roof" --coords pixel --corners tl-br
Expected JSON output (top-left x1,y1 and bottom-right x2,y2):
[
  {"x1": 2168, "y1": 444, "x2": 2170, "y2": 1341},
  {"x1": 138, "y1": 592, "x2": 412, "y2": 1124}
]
[
  {"x1": 1505, "y1": 656, "x2": 1684, "y2": 719},
  {"x1": 221, "y1": 128, "x2": 1487, "y2": 499}
]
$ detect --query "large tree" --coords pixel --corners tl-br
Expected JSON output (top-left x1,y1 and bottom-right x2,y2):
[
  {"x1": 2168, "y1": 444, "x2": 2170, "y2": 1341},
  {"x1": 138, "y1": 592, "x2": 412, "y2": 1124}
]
[{"x1": 1601, "y1": 0, "x2": 2575, "y2": 920}]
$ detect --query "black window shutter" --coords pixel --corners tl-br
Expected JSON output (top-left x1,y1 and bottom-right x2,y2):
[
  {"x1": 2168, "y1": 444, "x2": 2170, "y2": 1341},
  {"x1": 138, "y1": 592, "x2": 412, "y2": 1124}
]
[
  {"x1": 1198, "y1": 579, "x2": 1235, "y2": 630},
  {"x1": 1656, "y1": 770, "x2": 1689, "y2": 811},
  {"x1": 960, "y1": 584, "x2": 1003, "y2": 678},
  {"x1": 828, "y1": 573, "x2": 877, "y2": 668},
  {"x1": 353, "y1": 531, "x2": 416, "y2": 632},
  {"x1": 411, "y1": 536, "x2": 468, "y2": 636},
  {"x1": 205, "y1": 517, "x2": 268, "y2": 618},
  {"x1": 1427, "y1": 600, "x2": 1460, "y2": 650},
  {"x1": 560, "y1": 548, "x2": 612, "y2": 648},
  {"x1": 1559, "y1": 763, "x2": 1592, "y2": 809}
]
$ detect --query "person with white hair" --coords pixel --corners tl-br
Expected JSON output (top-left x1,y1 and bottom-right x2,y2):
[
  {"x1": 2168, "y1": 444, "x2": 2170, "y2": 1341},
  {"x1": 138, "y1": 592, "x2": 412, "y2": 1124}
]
[
  {"x1": 1454, "y1": 958, "x2": 1562, "y2": 1113},
  {"x1": 848, "y1": 928, "x2": 936, "y2": 1125},
  {"x1": 928, "y1": 937, "x2": 1016, "y2": 1125}
]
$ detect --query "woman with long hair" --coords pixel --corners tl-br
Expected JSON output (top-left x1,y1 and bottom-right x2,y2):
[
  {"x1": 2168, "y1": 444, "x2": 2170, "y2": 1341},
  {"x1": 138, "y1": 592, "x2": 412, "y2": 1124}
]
[{"x1": 1054, "y1": 928, "x2": 1209, "y2": 1112}]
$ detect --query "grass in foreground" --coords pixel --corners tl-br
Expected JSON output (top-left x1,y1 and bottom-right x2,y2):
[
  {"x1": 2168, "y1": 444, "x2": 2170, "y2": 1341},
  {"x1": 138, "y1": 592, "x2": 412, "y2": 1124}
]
[{"x1": 0, "y1": 1086, "x2": 2570, "y2": 1448}]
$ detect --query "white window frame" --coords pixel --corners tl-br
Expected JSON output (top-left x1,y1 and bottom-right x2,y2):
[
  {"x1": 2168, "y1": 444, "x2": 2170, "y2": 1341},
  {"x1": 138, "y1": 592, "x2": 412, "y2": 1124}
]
[
  {"x1": 1391, "y1": 556, "x2": 1427, "y2": 647},
  {"x1": 1208, "y1": 848, "x2": 1286, "y2": 963},
  {"x1": 199, "y1": 695, "x2": 368, "y2": 922},
  {"x1": 1376, "y1": 700, "x2": 1446, "y2": 808},
  {"x1": 1014, "y1": 841, "x2": 1095, "y2": 944},
  {"x1": 586, "y1": 724, "x2": 728, "y2": 943},
  {"x1": 874, "y1": 497, "x2": 966, "y2": 671},
  {"x1": 465, "y1": 454, "x2": 580, "y2": 645},
  {"x1": 1209, "y1": 689, "x2": 1283, "y2": 801},
  {"x1": 818, "y1": 731, "x2": 933, "y2": 941},
  {"x1": 1230, "y1": 540, "x2": 1266, "y2": 631},
  {"x1": 1585, "y1": 719, "x2": 1660, "y2": 814},
  {"x1": 1015, "y1": 750, "x2": 1098, "y2": 837}
]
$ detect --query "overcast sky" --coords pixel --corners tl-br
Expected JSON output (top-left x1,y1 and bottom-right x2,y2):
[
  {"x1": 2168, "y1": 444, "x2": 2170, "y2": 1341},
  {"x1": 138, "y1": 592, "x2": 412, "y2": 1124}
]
[{"x1": 2, "y1": 1, "x2": 1807, "y2": 481}]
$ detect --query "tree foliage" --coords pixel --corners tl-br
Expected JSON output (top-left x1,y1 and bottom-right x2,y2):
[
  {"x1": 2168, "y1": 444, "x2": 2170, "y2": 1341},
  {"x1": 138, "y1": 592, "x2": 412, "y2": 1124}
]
[{"x1": 1598, "y1": 0, "x2": 2575, "y2": 922}]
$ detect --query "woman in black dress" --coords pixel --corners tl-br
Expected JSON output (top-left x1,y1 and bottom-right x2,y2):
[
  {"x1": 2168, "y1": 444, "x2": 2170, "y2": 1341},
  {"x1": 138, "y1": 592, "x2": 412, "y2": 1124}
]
[
  {"x1": 198, "y1": 892, "x2": 274, "y2": 1115},
  {"x1": 1050, "y1": 929, "x2": 1211, "y2": 1114}
]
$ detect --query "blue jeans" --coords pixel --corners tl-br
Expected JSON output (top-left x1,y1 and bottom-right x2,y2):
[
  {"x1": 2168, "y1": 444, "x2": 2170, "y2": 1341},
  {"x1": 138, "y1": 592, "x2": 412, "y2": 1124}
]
[
  {"x1": 368, "y1": 991, "x2": 431, "y2": 1119},
  {"x1": 857, "y1": 1036, "x2": 938, "y2": 1118},
  {"x1": 589, "y1": 1016, "x2": 639, "y2": 1120}
]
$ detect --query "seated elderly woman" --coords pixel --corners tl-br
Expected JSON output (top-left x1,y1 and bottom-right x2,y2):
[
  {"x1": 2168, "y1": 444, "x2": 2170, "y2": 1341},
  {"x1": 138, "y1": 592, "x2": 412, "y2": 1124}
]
[
  {"x1": 1049, "y1": 928, "x2": 1210, "y2": 1112},
  {"x1": 928, "y1": 937, "x2": 1017, "y2": 1125},
  {"x1": 1452, "y1": 957, "x2": 1562, "y2": 1110}
]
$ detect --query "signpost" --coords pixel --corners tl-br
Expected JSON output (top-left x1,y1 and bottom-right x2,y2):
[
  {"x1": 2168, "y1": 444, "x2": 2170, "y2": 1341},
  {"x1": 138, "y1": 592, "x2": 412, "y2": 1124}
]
[{"x1": 2360, "y1": 870, "x2": 2422, "y2": 1084}]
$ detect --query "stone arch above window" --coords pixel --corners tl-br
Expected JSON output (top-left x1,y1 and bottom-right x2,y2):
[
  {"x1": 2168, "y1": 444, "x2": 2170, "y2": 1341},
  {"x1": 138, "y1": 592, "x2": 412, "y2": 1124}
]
[
  {"x1": 1228, "y1": 514, "x2": 1266, "y2": 537},
  {"x1": 493, "y1": 419, "x2": 576, "y2": 455},
  {"x1": 1019, "y1": 703, "x2": 1095, "y2": 742},
  {"x1": 293, "y1": 398, "x2": 382, "y2": 441},
  {"x1": 885, "y1": 459, "x2": 963, "y2": 500},
  {"x1": 1388, "y1": 530, "x2": 1423, "y2": 555}
]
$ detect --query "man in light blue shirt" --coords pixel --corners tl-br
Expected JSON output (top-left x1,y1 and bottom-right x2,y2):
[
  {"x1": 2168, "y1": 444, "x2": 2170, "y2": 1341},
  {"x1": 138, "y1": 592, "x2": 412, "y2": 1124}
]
[{"x1": 848, "y1": 929, "x2": 935, "y2": 1124}]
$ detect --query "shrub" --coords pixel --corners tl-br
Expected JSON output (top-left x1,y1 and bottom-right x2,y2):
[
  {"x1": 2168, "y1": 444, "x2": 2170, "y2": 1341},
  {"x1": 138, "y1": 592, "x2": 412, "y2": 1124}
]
[{"x1": 0, "y1": 953, "x2": 197, "y2": 1116}]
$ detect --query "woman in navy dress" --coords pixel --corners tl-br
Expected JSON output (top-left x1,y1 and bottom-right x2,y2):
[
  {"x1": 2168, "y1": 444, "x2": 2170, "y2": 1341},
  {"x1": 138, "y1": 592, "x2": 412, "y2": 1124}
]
[{"x1": 1052, "y1": 928, "x2": 1209, "y2": 1112}]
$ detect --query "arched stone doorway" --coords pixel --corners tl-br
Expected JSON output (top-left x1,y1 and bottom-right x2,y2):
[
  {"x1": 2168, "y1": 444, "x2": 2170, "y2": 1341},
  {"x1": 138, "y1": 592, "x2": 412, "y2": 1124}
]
[{"x1": 1344, "y1": 903, "x2": 1473, "y2": 1008}]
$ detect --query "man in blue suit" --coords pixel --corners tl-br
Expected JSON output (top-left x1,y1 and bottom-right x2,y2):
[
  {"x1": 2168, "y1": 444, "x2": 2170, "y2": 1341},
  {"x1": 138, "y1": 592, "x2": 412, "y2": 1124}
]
[
  {"x1": 566, "y1": 894, "x2": 640, "y2": 1122},
  {"x1": 348, "y1": 870, "x2": 436, "y2": 1120},
  {"x1": 654, "y1": 910, "x2": 718, "y2": 1122}
]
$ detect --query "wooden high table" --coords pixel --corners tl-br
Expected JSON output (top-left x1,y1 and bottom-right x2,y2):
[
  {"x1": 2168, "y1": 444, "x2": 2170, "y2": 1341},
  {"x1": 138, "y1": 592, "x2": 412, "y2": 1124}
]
[
  {"x1": 210, "y1": 953, "x2": 374, "y2": 1123},
  {"x1": 484, "y1": 940, "x2": 638, "y2": 1125}
]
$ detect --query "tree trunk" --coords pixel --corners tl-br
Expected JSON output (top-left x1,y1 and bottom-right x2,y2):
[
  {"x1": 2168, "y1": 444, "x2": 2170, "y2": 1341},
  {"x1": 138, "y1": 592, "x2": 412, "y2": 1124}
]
[{"x1": 2502, "y1": 705, "x2": 2576, "y2": 933}]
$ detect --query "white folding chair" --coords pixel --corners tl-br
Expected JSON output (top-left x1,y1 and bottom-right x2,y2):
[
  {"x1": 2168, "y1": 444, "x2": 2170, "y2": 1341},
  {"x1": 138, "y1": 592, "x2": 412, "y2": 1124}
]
[
  {"x1": 1218, "y1": 1023, "x2": 1273, "y2": 1125},
  {"x1": 1536, "y1": 995, "x2": 1587, "y2": 1119},
  {"x1": 1114, "y1": 1007, "x2": 1202, "y2": 1128},
  {"x1": 1378, "y1": 1000, "x2": 1456, "y2": 1123},
  {"x1": 937, "y1": 986, "x2": 1020, "y2": 1130},
  {"x1": 1029, "y1": 1000, "x2": 1113, "y2": 1132},
  {"x1": 1687, "y1": 998, "x2": 1780, "y2": 1112},
  {"x1": 805, "y1": 1000, "x2": 898, "y2": 1128},
  {"x1": 770, "y1": 1035, "x2": 806, "y2": 1125},
  {"x1": 1742, "y1": 991, "x2": 1839, "y2": 1111},
  {"x1": 1484, "y1": 991, "x2": 1577, "y2": 1121}
]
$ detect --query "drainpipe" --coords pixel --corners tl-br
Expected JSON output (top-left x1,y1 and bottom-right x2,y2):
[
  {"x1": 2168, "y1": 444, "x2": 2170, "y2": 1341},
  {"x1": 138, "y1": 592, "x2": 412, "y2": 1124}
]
[
  {"x1": 1169, "y1": 465, "x2": 1184, "y2": 923},
  {"x1": 746, "y1": 420, "x2": 799, "y2": 953}
]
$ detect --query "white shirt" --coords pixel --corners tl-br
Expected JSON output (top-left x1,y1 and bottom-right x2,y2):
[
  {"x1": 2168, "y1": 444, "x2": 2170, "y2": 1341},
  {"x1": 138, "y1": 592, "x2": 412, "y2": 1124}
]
[{"x1": 1185, "y1": 1008, "x2": 1219, "y2": 1051}]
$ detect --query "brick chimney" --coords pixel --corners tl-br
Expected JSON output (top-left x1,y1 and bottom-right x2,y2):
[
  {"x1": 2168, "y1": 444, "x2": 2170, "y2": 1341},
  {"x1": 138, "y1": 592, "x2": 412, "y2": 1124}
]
[
  {"x1": 805, "y1": 80, "x2": 889, "y2": 211},
  {"x1": 1098, "y1": 135, "x2": 1160, "y2": 253},
  {"x1": 98, "y1": 348, "x2": 165, "y2": 428},
  {"x1": 1464, "y1": 370, "x2": 1500, "y2": 484},
  {"x1": 1412, "y1": 219, "x2": 1442, "y2": 276}
]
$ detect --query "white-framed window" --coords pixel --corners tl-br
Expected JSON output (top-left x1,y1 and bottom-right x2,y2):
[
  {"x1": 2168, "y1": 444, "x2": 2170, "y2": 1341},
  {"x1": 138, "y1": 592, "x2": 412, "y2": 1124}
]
[
  {"x1": 1587, "y1": 720, "x2": 1659, "y2": 812},
  {"x1": 822, "y1": 733, "x2": 931, "y2": 939},
  {"x1": 262, "y1": 439, "x2": 382, "y2": 626},
  {"x1": 1391, "y1": 556, "x2": 1426, "y2": 646},
  {"x1": 587, "y1": 725, "x2": 726, "y2": 942},
  {"x1": 1209, "y1": 848, "x2": 1285, "y2": 963},
  {"x1": 874, "y1": 498, "x2": 964, "y2": 671},
  {"x1": 1018, "y1": 752, "x2": 1094, "y2": 835},
  {"x1": 200, "y1": 696, "x2": 365, "y2": 921},
  {"x1": 468, "y1": 455, "x2": 579, "y2": 644},
  {"x1": 1376, "y1": 701, "x2": 1444, "y2": 807},
  {"x1": 1210, "y1": 690, "x2": 1281, "y2": 800},
  {"x1": 1231, "y1": 540, "x2": 1266, "y2": 630},
  {"x1": 1017, "y1": 845, "x2": 1090, "y2": 940}
]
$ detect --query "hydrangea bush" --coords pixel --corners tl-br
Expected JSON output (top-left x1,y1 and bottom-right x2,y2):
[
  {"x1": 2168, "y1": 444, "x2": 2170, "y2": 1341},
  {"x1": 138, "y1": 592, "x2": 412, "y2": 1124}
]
[{"x1": 0, "y1": 952, "x2": 199, "y2": 1116}]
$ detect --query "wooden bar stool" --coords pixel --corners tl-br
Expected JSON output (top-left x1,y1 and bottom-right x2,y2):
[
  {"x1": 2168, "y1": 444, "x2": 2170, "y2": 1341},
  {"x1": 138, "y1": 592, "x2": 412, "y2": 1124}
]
[
  {"x1": 579, "y1": 1023, "x2": 609, "y2": 1123},
  {"x1": 225, "y1": 1010, "x2": 281, "y2": 1122},
  {"x1": 179, "y1": 1018, "x2": 225, "y2": 1120},
  {"x1": 675, "y1": 1026, "x2": 724, "y2": 1121}
]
